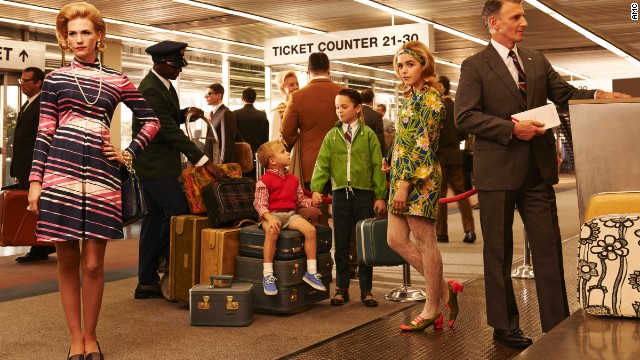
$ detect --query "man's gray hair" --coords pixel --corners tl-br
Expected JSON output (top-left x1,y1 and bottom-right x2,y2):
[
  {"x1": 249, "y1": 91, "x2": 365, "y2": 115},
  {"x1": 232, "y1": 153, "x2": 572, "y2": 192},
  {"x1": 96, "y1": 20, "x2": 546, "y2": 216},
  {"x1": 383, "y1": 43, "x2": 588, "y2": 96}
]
[{"x1": 481, "y1": 0, "x2": 523, "y2": 30}]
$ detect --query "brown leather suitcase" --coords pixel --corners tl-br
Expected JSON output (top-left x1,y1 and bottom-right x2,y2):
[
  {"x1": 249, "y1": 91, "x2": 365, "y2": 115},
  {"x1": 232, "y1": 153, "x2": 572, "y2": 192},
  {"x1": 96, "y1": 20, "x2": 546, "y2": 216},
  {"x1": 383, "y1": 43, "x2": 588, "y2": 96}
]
[
  {"x1": 0, "y1": 190, "x2": 40, "y2": 246},
  {"x1": 162, "y1": 215, "x2": 210, "y2": 303},
  {"x1": 199, "y1": 227, "x2": 241, "y2": 284}
]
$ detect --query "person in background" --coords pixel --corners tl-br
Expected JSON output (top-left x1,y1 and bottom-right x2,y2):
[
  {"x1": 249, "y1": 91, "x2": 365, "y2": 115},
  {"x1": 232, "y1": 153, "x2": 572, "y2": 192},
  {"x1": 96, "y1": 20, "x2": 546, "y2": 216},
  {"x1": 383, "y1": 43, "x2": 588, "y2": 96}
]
[
  {"x1": 360, "y1": 88, "x2": 386, "y2": 154},
  {"x1": 280, "y1": 52, "x2": 344, "y2": 188},
  {"x1": 434, "y1": 75, "x2": 476, "y2": 244},
  {"x1": 204, "y1": 83, "x2": 236, "y2": 165},
  {"x1": 455, "y1": 0, "x2": 629, "y2": 348},
  {"x1": 384, "y1": 41, "x2": 464, "y2": 332},
  {"x1": 270, "y1": 70, "x2": 299, "y2": 141},
  {"x1": 253, "y1": 140, "x2": 326, "y2": 295},
  {"x1": 133, "y1": 40, "x2": 225, "y2": 300},
  {"x1": 376, "y1": 103, "x2": 396, "y2": 152},
  {"x1": 27, "y1": 3, "x2": 160, "y2": 358},
  {"x1": 234, "y1": 87, "x2": 269, "y2": 177},
  {"x1": 12, "y1": 66, "x2": 56, "y2": 263},
  {"x1": 311, "y1": 89, "x2": 387, "y2": 307}
]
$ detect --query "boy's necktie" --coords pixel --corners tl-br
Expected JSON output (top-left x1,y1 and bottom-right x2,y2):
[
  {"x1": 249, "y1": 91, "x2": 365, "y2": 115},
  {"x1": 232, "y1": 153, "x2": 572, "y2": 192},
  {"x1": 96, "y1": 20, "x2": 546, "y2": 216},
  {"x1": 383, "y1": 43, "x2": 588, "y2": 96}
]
[{"x1": 345, "y1": 124, "x2": 352, "y2": 144}]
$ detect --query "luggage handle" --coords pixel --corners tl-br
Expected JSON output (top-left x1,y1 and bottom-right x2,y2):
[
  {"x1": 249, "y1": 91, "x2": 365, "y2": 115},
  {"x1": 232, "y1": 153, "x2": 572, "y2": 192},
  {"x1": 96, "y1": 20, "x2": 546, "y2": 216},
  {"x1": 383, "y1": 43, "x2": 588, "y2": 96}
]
[
  {"x1": 208, "y1": 275, "x2": 234, "y2": 289},
  {"x1": 234, "y1": 219, "x2": 257, "y2": 228}
]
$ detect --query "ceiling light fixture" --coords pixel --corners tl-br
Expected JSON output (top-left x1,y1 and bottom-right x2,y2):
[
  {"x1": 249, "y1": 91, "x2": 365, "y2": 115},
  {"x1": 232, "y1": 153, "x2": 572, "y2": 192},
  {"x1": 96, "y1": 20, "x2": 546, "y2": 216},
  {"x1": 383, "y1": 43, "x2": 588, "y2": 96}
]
[{"x1": 525, "y1": 0, "x2": 640, "y2": 67}]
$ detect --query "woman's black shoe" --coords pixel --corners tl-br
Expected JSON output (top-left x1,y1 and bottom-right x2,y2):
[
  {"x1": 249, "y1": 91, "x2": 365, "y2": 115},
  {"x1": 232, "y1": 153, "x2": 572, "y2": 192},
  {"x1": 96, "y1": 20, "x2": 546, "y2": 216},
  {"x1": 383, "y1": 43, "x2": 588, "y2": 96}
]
[
  {"x1": 67, "y1": 348, "x2": 85, "y2": 360},
  {"x1": 85, "y1": 341, "x2": 104, "y2": 360}
]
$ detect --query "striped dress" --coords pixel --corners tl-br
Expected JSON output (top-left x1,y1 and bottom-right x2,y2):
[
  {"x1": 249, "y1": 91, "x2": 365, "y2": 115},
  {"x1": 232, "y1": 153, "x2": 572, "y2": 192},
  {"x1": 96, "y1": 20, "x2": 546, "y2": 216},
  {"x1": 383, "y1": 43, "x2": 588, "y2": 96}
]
[{"x1": 29, "y1": 58, "x2": 160, "y2": 242}]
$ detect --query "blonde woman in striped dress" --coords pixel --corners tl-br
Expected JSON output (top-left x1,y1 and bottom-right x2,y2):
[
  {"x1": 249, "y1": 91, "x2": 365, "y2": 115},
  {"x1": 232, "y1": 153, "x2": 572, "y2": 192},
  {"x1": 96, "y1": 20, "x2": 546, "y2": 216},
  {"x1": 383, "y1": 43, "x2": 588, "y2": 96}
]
[{"x1": 27, "y1": 3, "x2": 160, "y2": 359}]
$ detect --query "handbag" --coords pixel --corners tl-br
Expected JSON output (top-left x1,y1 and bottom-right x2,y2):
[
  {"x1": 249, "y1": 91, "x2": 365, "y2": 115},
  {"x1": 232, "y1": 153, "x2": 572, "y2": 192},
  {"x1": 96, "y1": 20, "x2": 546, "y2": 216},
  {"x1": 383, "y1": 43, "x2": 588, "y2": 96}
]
[
  {"x1": 0, "y1": 189, "x2": 39, "y2": 246},
  {"x1": 121, "y1": 162, "x2": 147, "y2": 226},
  {"x1": 234, "y1": 130, "x2": 254, "y2": 174}
]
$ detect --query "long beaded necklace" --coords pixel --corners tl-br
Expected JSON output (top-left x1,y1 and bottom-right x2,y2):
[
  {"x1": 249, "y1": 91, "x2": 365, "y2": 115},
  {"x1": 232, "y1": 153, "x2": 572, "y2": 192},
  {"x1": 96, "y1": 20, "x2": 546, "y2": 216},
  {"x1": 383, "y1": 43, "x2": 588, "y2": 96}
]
[{"x1": 71, "y1": 56, "x2": 103, "y2": 105}]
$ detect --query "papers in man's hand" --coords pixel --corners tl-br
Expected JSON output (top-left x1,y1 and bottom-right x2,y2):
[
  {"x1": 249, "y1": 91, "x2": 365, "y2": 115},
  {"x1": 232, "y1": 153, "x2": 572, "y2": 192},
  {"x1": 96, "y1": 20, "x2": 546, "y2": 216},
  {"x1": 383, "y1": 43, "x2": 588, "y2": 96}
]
[{"x1": 511, "y1": 104, "x2": 561, "y2": 129}]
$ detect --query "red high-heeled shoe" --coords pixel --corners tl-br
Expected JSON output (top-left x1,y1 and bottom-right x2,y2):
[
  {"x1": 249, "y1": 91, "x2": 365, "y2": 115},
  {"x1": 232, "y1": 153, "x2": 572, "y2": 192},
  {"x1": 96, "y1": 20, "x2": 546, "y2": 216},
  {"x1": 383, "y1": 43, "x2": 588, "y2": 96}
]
[
  {"x1": 399, "y1": 312, "x2": 443, "y2": 332},
  {"x1": 446, "y1": 280, "x2": 464, "y2": 327}
]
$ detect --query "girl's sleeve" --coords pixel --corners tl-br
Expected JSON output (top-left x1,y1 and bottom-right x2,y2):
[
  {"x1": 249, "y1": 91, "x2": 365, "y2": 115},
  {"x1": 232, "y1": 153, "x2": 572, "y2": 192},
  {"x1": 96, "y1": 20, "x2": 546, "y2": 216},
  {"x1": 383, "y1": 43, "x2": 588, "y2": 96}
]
[
  {"x1": 310, "y1": 130, "x2": 333, "y2": 193},
  {"x1": 396, "y1": 92, "x2": 444, "y2": 184},
  {"x1": 29, "y1": 74, "x2": 59, "y2": 182},
  {"x1": 120, "y1": 74, "x2": 161, "y2": 157}
]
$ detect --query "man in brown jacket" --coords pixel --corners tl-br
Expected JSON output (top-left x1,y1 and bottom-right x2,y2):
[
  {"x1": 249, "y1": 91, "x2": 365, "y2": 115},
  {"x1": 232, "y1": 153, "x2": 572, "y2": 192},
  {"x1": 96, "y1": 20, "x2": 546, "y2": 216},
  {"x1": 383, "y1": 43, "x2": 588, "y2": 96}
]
[{"x1": 280, "y1": 52, "x2": 344, "y2": 188}]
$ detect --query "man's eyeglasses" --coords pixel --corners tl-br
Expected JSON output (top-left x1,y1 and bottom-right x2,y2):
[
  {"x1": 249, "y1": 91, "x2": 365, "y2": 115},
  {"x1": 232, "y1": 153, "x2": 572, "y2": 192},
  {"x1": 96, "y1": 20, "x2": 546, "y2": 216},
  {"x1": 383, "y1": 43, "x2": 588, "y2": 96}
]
[
  {"x1": 18, "y1": 78, "x2": 35, "y2": 84},
  {"x1": 205, "y1": 92, "x2": 217, "y2": 97}
]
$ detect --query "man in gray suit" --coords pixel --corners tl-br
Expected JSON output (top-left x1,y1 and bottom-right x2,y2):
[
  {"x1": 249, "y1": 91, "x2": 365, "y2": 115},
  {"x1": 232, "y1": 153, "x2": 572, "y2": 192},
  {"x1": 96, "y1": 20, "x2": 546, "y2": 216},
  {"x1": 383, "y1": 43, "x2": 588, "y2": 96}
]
[
  {"x1": 455, "y1": 0, "x2": 629, "y2": 348},
  {"x1": 360, "y1": 88, "x2": 386, "y2": 154}
]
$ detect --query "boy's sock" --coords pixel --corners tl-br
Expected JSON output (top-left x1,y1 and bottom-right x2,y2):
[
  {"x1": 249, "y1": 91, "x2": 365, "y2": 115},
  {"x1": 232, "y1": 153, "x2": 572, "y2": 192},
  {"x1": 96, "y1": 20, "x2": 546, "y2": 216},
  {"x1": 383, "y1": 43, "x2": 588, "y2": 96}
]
[
  {"x1": 307, "y1": 259, "x2": 317, "y2": 274},
  {"x1": 263, "y1": 263, "x2": 274, "y2": 277}
]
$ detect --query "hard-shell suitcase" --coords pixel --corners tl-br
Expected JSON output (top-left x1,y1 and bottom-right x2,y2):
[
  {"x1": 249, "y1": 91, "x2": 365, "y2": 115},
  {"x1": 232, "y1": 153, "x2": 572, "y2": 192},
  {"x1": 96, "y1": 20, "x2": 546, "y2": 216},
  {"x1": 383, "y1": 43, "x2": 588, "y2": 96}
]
[
  {"x1": 201, "y1": 177, "x2": 258, "y2": 227},
  {"x1": 163, "y1": 215, "x2": 210, "y2": 303},
  {"x1": 252, "y1": 276, "x2": 331, "y2": 314},
  {"x1": 190, "y1": 275, "x2": 253, "y2": 326},
  {"x1": 0, "y1": 190, "x2": 39, "y2": 246},
  {"x1": 234, "y1": 252, "x2": 333, "y2": 286},
  {"x1": 578, "y1": 213, "x2": 640, "y2": 317},
  {"x1": 199, "y1": 227, "x2": 241, "y2": 284},
  {"x1": 356, "y1": 218, "x2": 405, "y2": 267},
  {"x1": 239, "y1": 224, "x2": 332, "y2": 260},
  {"x1": 584, "y1": 191, "x2": 640, "y2": 221}
]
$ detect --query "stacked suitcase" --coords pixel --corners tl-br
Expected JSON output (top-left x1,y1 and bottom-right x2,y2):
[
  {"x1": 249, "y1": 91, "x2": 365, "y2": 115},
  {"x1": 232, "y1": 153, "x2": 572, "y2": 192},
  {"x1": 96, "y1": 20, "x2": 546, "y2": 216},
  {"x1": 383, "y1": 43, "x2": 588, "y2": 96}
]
[{"x1": 237, "y1": 224, "x2": 333, "y2": 313}]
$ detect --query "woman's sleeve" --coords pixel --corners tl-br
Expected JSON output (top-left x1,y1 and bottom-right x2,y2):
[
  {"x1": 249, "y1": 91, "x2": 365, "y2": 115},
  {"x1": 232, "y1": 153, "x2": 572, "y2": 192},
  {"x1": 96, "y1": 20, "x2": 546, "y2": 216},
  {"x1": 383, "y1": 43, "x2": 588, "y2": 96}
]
[
  {"x1": 396, "y1": 92, "x2": 444, "y2": 184},
  {"x1": 29, "y1": 75, "x2": 59, "y2": 182},
  {"x1": 120, "y1": 74, "x2": 161, "y2": 157}
]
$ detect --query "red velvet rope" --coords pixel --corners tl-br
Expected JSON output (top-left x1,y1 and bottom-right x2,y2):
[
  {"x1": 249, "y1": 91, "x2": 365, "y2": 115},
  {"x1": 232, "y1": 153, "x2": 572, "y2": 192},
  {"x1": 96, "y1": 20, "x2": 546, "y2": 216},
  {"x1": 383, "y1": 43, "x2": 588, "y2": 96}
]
[{"x1": 303, "y1": 187, "x2": 477, "y2": 205}]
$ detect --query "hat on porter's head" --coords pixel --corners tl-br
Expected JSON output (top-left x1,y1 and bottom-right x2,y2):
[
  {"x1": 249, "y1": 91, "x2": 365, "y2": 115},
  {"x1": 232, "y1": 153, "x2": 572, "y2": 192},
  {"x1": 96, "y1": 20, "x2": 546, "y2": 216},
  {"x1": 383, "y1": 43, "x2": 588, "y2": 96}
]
[{"x1": 145, "y1": 40, "x2": 188, "y2": 67}]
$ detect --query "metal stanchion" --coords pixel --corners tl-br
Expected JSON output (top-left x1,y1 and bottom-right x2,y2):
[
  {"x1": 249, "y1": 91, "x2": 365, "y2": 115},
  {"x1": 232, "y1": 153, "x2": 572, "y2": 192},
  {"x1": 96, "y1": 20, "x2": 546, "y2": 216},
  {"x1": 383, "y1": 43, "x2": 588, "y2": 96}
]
[
  {"x1": 511, "y1": 227, "x2": 534, "y2": 279},
  {"x1": 385, "y1": 263, "x2": 426, "y2": 302}
]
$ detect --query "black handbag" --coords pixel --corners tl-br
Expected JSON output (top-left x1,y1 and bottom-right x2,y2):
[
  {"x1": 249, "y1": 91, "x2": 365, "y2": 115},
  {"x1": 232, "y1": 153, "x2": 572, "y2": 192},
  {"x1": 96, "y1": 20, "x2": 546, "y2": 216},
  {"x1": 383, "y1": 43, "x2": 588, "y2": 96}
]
[{"x1": 121, "y1": 163, "x2": 147, "y2": 226}]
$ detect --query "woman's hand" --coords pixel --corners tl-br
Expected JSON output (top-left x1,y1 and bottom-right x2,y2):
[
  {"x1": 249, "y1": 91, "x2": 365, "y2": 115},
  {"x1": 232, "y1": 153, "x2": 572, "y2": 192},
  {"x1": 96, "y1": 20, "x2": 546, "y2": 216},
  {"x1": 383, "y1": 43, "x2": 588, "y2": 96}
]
[
  {"x1": 373, "y1": 199, "x2": 387, "y2": 217},
  {"x1": 381, "y1": 159, "x2": 391, "y2": 173},
  {"x1": 27, "y1": 181, "x2": 42, "y2": 215},
  {"x1": 103, "y1": 140, "x2": 126, "y2": 165},
  {"x1": 392, "y1": 181, "x2": 410, "y2": 212}
]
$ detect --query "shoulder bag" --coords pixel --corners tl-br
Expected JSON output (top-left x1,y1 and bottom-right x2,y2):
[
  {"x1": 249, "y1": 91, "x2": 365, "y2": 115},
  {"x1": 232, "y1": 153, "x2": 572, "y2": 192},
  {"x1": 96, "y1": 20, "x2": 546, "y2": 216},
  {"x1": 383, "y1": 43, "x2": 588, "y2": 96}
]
[{"x1": 121, "y1": 161, "x2": 148, "y2": 226}]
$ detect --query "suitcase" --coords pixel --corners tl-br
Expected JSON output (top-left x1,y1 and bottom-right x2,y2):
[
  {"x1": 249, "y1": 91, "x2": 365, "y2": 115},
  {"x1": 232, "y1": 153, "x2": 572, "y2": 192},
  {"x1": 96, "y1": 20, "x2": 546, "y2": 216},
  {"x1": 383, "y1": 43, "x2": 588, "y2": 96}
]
[
  {"x1": 190, "y1": 275, "x2": 254, "y2": 326},
  {"x1": 252, "y1": 276, "x2": 331, "y2": 314},
  {"x1": 199, "y1": 227, "x2": 241, "y2": 284},
  {"x1": 584, "y1": 191, "x2": 640, "y2": 221},
  {"x1": 163, "y1": 215, "x2": 210, "y2": 303},
  {"x1": 201, "y1": 177, "x2": 258, "y2": 227},
  {"x1": 356, "y1": 218, "x2": 405, "y2": 267},
  {"x1": 578, "y1": 213, "x2": 640, "y2": 317},
  {"x1": 235, "y1": 252, "x2": 333, "y2": 287},
  {"x1": 0, "y1": 190, "x2": 40, "y2": 247},
  {"x1": 239, "y1": 224, "x2": 332, "y2": 260},
  {"x1": 181, "y1": 163, "x2": 242, "y2": 214}
]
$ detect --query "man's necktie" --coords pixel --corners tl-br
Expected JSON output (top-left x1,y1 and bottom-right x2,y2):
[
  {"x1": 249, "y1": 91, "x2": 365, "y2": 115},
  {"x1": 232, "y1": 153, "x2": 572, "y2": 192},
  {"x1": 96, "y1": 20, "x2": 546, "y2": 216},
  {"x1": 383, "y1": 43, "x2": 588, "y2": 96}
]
[
  {"x1": 169, "y1": 83, "x2": 179, "y2": 103},
  {"x1": 16, "y1": 101, "x2": 29, "y2": 124},
  {"x1": 344, "y1": 124, "x2": 352, "y2": 144},
  {"x1": 508, "y1": 50, "x2": 527, "y2": 103}
]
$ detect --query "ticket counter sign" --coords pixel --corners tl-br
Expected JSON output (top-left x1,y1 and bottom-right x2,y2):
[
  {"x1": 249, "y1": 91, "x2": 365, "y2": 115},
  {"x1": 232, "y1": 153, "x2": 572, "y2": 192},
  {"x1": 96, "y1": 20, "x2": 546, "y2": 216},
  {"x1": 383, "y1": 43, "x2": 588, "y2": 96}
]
[
  {"x1": 264, "y1": 23, "x2": 434, "y2": 65},
  {"x1": 0, "y1": 40, "x2": 46, "y2": 71}
]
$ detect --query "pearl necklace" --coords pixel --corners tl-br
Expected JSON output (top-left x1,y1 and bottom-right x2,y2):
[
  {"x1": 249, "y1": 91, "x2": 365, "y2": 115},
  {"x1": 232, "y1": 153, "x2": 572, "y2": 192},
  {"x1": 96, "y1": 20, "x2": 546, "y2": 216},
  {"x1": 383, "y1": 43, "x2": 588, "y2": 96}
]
[{"x1": 71, "y1": 57, "x2": 103, "y2": 106}]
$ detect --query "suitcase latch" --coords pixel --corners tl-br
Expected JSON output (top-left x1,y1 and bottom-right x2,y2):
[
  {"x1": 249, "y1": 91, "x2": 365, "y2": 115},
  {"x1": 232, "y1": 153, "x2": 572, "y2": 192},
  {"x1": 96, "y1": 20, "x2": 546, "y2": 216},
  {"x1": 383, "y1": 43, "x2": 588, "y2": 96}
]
[
  {"x1": 226, "y1": 295, "x2": 238, "y2": 310},
  {"x1": 198, "y1": 296, "x2": 210, "y2": 310},
  {"x1": 290, "y1": 288, "x2": 298, "y2": 303},
  {"x1": 292, "y1": 263, "x2": 299, "y2": 276}
]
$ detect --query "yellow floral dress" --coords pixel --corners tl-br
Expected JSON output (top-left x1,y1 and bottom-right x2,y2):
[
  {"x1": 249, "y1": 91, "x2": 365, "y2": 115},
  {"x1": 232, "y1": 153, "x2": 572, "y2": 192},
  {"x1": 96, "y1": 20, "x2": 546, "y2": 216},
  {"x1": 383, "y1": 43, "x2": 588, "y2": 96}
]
[{"x1": 388, "y1": 89, "x2": 444, "y2": 218}]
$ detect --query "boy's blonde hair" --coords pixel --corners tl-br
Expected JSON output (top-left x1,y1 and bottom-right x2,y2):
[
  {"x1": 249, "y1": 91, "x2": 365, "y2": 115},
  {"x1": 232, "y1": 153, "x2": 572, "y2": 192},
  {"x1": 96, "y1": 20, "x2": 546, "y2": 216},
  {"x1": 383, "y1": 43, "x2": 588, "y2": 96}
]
[{"x1": 256, "y1": 140, "x2": 282, "y2": 169}]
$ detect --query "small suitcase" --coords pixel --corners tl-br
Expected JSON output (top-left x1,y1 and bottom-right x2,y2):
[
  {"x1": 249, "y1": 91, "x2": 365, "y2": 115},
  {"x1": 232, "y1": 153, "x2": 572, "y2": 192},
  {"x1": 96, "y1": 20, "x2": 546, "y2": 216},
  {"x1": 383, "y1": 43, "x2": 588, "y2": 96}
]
[
  {"x1": 252, "y1": 276, "x2": 331, "y2": 314},
  {"x1": 163, "y1": 215, "x2": 210, "y2": 303},
  {"x1": 239, "y1": 224, "x2": 332, "y2": 260},
  {"x1": 182, "y1": 163, "x2": 242, "y2": 214},
  {"x1": 584, "y1": 191, "x2": 640, "y2": 221},
  {"x1": 0, "y1": 190, "x2": 40, "y2": 246},
  {"x1": 199, "y1": 227, "x2": 241, "y2": 284},
  {"x1": 235, "y1": 252, "x2": 333, "y2": 287},
  {"x1": 356, "y1": 218, "x2": 405, "y2": 267},
  {"x1": 190, "y1": 275, "x2": 253, "y2": 326},
  {"x1": 578, "y1": 213, "x2": 640, "y2": 317},
  {"x1": 201, "y1": 177, "x2": 258, "y2": 227}
]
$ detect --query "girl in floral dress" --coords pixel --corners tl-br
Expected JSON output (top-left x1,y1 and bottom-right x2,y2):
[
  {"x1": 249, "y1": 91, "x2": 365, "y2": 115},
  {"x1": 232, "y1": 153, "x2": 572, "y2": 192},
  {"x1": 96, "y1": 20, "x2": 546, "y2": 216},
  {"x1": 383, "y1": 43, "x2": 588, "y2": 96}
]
[{"x1": 384, "y1": 41, "x2": 464, "y2": 332}]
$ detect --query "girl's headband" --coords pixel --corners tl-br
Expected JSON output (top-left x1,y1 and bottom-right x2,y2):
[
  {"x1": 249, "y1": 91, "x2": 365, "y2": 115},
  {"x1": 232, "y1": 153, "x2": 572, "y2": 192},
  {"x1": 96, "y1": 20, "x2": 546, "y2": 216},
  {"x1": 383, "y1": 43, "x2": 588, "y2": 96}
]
[{"x1": 396, "y1": 49, "x2": 426, "y2": 65}]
